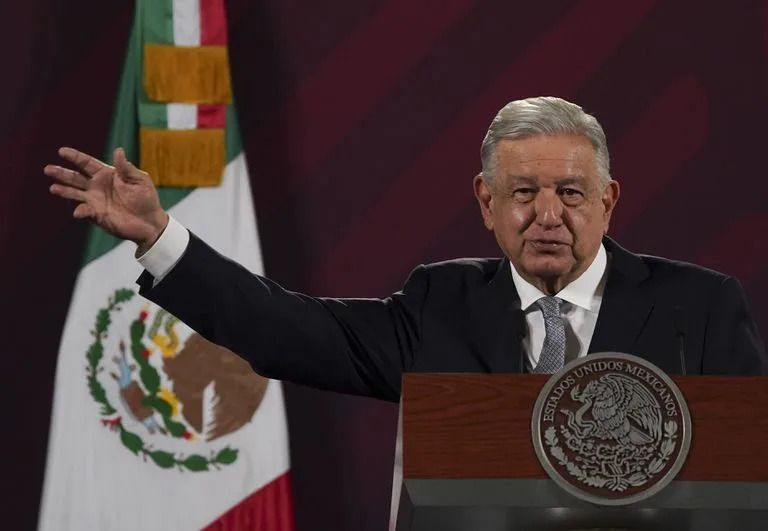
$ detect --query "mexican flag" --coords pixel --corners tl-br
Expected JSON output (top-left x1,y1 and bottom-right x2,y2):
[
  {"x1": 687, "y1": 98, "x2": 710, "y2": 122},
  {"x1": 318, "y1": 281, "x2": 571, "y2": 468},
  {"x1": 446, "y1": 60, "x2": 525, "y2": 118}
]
[{"x1": 39, "y1": 1, "x2": 294, "y2": 529}]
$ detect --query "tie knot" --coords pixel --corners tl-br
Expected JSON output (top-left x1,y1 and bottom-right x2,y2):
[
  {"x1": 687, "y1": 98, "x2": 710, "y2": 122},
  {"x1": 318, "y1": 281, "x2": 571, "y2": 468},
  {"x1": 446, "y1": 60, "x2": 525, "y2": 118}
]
[{"x1": 536, "y1": 296, "x2": 562, "y2": 318}]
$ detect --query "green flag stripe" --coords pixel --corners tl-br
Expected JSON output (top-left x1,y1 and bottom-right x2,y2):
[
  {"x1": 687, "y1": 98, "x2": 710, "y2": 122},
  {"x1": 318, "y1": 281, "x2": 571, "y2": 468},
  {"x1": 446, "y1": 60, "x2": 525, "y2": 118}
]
[
  {"x1": 138, "y1": 101, "x2": 169, "y2": 129},
  {"x1": 225, "y1": 105, "x2": 243, "y2": 162},
  {"x1": 82, "y1": 2, "x2": 244, "y2": 266},
  {"x1": 137, "y1": 0, "x2": 171, "y2": 129},
  {"x1": 141, "y1": 0, "x2": 174, "y2": 45}
]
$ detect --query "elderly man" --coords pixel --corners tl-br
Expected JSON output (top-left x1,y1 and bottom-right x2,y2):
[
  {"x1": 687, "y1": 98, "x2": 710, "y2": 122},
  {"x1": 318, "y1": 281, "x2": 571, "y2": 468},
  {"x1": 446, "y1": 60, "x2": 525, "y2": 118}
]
[{"x1": 46, "y1": 97, "x2": 767, "y2": 401}]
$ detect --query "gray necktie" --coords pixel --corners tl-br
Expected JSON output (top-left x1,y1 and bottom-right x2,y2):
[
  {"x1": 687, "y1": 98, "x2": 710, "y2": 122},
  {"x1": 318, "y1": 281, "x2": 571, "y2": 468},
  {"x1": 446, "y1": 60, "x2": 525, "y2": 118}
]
[{"x1": 533, "y1": 296, "x2": 565, "y2": 374}]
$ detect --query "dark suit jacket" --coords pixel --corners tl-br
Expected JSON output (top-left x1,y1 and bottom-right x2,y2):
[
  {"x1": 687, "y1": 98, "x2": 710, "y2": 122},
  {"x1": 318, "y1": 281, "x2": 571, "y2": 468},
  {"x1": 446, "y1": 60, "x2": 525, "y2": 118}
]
[{"x1": 138, "y1": 234, "x2": 768, "y2": 402}]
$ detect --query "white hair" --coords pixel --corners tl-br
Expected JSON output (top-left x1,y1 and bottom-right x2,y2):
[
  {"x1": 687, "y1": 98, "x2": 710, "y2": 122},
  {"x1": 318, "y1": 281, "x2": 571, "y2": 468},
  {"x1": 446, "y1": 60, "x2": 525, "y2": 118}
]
[{"x1": 480, "y1": 96, "x2": 610, "y2": 185}]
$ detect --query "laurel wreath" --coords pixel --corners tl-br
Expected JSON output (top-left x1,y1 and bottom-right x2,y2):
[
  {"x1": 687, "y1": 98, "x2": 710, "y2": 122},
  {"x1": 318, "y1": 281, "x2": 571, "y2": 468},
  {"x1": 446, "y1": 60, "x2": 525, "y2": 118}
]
[
  {"x1": 86, "y1": 288, "x2": 238, "y2": 471},
  {"x1": 545, "y1": 420, "x2": 678, "y2": 491}
]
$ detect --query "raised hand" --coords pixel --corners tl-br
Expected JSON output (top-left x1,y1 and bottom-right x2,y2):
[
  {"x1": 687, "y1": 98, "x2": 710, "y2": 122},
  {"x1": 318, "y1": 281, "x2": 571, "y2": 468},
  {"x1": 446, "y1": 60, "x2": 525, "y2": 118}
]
[{"x1": 46, "y1": 147, "x2": 168, "y2": 254}]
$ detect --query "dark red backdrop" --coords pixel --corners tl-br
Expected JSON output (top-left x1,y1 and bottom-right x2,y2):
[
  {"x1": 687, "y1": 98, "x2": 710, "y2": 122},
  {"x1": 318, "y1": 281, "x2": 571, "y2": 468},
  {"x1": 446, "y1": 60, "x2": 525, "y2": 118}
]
[{"x1": 3, "y1": 1, "x2": 768, "y2": 529}]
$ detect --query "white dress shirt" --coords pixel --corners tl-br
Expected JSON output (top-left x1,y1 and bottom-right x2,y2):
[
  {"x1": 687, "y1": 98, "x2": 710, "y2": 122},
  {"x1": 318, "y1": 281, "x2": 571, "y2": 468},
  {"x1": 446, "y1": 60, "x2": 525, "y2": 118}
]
[
  {"x1": 137, "y1": 215, "x2": 189, "y2": 281},
  {"x1": 510, "y1": 244, "x2": 608, "y2": 370}
]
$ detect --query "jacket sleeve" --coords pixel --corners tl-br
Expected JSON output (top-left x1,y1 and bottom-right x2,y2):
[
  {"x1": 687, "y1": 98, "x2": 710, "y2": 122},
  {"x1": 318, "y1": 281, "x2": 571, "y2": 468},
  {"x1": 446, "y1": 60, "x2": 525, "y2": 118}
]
[
  {"x1": 137, "y1": 232, "x2": 429, "y2": 402},
  {"x1": 703, "y1": 276, "x2": 768, "y2": 375}
]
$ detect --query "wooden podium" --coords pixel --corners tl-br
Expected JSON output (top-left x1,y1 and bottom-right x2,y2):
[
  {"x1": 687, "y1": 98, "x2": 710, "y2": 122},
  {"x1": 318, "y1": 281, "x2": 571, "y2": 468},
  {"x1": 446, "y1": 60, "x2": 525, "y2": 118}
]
[{"x1": 392, "y1": 373, "x2": 768, "y2": 531}]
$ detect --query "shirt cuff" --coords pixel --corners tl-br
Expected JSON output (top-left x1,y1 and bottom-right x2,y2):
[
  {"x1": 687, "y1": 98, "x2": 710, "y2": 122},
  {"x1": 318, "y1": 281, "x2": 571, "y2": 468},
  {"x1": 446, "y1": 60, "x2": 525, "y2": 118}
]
[{"x1": 136, "y1": 215, "x2": 190, "y2": 282}]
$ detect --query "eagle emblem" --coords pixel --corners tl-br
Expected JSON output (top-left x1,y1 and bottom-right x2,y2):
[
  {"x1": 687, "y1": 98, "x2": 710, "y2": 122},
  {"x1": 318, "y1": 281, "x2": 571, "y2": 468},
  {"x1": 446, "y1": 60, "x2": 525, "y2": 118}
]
[
  {"x1": 532, "y1": 353, "x2": 691, "y2": 505},
  {"x1": 566, "y1": 374, "x2": 662, "y2": 446}
]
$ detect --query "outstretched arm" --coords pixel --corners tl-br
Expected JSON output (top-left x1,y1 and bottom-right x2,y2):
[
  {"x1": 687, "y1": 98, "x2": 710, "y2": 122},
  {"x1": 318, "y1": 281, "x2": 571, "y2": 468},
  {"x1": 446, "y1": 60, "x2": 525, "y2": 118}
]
[{"x1": 138, "y1": 233, "x2": 428, "y2": 401}]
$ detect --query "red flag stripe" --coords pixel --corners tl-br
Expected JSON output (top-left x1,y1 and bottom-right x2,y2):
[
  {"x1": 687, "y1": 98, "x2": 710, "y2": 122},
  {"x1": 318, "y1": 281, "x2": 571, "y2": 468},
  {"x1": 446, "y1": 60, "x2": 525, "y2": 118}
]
[
  {"x1": 197, "y1": 103, "x2": 227, "y2": 128},
  {"x1": 203, "y1": 472, "x2": 295, "y2": 531},
  {"x1": 197, "y1": 0, "x2": 228, "y2": 128},
  {"x1": 201, "y1": 0, "x2": 228, "y2": 45}
]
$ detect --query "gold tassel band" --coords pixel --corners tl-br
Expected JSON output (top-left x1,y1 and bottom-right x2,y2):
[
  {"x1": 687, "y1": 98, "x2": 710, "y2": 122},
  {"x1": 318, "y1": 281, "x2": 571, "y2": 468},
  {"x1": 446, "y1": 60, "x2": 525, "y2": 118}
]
[
  {"x1": 140, "y1": 127, "x2": 225, "y2": 187},
  {"x1": 143, "y1": 44, "x2": 232, "y2": 104}
]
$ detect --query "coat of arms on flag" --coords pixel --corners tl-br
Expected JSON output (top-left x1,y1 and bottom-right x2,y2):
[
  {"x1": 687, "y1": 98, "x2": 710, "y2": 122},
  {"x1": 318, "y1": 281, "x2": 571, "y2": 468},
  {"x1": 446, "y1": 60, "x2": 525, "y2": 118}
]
[{"x1": 88, "y1": 288, "x2": 269, "y2": 472}]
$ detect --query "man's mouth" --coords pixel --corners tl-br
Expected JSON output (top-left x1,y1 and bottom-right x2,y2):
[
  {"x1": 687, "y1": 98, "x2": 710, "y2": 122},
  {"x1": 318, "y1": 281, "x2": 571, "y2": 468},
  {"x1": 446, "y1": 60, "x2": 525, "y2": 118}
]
[{"x1": 528, "y1": 239, "x2": 569, "y2": 251}]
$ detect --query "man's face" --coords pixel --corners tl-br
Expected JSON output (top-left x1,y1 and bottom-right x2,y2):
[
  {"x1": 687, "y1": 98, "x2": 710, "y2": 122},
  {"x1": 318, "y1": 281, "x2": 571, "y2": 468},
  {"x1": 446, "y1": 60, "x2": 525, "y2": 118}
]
[{"x1": 474, "y1": 134, "x2": 619, "y2": 293}]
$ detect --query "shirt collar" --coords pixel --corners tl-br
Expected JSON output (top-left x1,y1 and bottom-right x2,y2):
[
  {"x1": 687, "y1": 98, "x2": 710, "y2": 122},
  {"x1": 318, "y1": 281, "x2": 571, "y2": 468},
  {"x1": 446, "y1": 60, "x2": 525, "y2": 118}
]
[{"x1": 509, "y1": 243, "x2": 608, "y2": 313}]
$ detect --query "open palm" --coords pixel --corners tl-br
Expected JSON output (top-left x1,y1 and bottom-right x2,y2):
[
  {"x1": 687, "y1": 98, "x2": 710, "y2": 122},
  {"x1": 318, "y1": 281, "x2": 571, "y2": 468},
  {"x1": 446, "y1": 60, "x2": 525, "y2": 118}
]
[{"x1": 46, "y1": 147, "x2": 168, "y2": 250}]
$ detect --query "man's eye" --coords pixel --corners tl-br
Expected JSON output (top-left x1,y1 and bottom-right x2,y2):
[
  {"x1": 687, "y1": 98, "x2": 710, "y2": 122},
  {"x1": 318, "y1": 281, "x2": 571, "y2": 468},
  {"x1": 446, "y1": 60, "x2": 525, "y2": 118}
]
[
  {"x1": 513, "y1": 188, "x2": 536, "y2": 200},
  {"x1": 559, "y1": 188, "x2": 585, "y2": 204}
]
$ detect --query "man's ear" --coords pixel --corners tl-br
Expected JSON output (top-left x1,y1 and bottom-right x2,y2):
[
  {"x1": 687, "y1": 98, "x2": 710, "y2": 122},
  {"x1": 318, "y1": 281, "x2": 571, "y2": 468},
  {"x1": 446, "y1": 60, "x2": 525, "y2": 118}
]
[
  {"x1": 601, "y1": 179, "x2": 620, "y2": 233},
  {"x1": 473, "y1": 174, "x2": 494, "y2": 231}
]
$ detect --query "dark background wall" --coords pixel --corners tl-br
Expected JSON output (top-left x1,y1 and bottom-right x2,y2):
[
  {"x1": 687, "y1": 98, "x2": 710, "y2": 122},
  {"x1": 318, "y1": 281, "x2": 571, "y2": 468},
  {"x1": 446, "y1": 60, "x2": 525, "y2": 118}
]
[{"x1": 4, "y1": 1, "x2": 768, "y2": 529}]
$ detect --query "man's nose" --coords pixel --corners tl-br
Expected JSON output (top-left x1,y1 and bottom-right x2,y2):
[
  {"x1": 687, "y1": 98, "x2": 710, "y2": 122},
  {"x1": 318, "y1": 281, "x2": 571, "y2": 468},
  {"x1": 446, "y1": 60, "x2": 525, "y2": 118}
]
[{"x1": 534, "y1": 190, "x2": 564, "y2": 228}]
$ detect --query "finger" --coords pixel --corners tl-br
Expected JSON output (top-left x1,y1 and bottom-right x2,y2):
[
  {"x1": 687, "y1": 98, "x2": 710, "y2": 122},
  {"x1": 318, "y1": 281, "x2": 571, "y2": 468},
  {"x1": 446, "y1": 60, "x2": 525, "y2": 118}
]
[
  {"x1": 58, "y1": 146, "x2": 108, "y2": 177},
  {"x1": 44, "y1": 165, "x2": 90, "y2": 190},
  {"x1": 73, "y1": 203, "x2": 95, "y2": 219},
  {"x1": 113, "y1": 147, "x2": 145, "y2": 183},
  {"x1": 49, "y1": 183, "x2": 88, "y2": 202}
]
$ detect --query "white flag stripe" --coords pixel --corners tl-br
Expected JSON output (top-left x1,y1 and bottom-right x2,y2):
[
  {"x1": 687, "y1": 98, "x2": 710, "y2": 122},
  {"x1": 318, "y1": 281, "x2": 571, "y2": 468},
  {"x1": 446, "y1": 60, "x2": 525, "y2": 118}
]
[
  {"x1": 172, "y1": 0, "x2": 200, "y2": 46},
  {"x1": 38, "y1": 154, "x2": 289, "y2": 531},
  {"x1": 167, "y1": 102, "x2": 198, "y2": 130}
]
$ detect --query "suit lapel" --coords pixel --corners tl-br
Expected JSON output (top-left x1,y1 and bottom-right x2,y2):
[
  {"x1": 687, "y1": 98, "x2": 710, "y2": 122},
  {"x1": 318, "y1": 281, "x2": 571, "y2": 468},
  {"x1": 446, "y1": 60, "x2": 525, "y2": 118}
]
[
  {"x1": 588, "y1": 237, "x2": 654, "y2": 354},
  {"x1": 469, "y1": 260, "x2": 526, "y2": 373}
]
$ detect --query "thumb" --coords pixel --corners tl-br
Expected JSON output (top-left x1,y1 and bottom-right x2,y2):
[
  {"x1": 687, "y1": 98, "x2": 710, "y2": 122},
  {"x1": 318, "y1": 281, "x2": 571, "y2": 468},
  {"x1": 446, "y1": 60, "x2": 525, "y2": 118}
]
[{"x1": 113, "y1": 147, "x2": 144, "y2": 183}]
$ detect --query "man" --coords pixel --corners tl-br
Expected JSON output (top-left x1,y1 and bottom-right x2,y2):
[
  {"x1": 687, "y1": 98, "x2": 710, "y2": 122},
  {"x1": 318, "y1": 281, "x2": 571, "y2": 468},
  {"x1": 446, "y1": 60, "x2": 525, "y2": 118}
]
[{"x1": 46, "y1": 97, "x2": 768, "y2": 402}]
